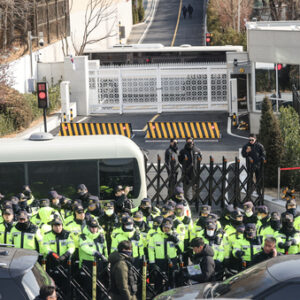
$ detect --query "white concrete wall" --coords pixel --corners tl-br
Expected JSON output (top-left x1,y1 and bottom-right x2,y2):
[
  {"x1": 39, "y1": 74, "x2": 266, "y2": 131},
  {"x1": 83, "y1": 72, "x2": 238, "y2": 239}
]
[
  {"x1": 38, "y1": 62, "x2": 64, "y2": 84},
  {"x1": 10, "y1": 0, "x2": 132, "y2": 94},
  {"x1": 64, "y1": 56, "x2": 89, "y2": 116},
  {"x1": 71, "y1": 0, "x2": 133, "y2": 53}
]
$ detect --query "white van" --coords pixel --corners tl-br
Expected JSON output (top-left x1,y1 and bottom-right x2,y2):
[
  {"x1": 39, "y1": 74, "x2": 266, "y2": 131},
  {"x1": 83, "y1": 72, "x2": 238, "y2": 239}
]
[{"x1": 0, "y1": 134, "x2": 147, "y2": 206}]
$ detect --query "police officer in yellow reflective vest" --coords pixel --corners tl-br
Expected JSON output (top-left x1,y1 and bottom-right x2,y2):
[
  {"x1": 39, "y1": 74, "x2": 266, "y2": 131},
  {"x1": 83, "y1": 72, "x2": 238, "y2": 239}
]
[
  {"x1": 148, "y1": 218, "x2": 183, "y2": 292},
  {"x1": 42, "y1": 217, "x2": 75, "y2": 271},
  {"x1": 232, "y1": 223, "x2": 262, "y2": 269},
  {"x1": 111, "y1": 216, "x2": 144, "y2": 270},
  {"x1": 0, "y1": 208, "x2": 14, "y2": 245},
  {"x1": 79, "y1": 218, "x2": 108, "y2": 269},
  {"x1": 79, "y1": 218, "x2": 109, "y2": 295},
  {"x1": 11, "y1": 211, "x2": 42, "y2": 251},
  {"x1": 276, "y1": 213, "x2": 300, "y2": 254}
]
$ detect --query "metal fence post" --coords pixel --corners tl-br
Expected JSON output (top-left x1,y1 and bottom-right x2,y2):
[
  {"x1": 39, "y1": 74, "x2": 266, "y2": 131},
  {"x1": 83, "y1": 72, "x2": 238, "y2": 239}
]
[
  {"x1": 221, "y1": 157, "x2": 227, "y2": 208},
  {"x1": 67, "y1": 257, "x2": 72, "y2": 300},
  {"x1": 234, "y1": 157, "x2": 240, "y2": 207},
  {"x1": 208, "y1": 156, "x2": 214, "y2": 206},
  {"x1": 92, "y1": 258, "x2": 97, "y2": 300},
  {"x1": 195, "y1": 156, "x2": 202, "y2": 212},
  {"x1": 260, "y1": 159, "x2": 265, "y2": 205},
  {"x1": 157, "y1": 155, "x2": 161, "y2": 205}
]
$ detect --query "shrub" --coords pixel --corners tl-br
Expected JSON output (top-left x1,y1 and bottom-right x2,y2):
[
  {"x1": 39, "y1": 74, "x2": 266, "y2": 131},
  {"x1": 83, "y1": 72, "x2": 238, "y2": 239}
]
[
  {"x1": 258, "y1": 97, "x2": 284, "y2": 187},
  {"x1": 0, "y1": 84, "x2": 32, "y2": 133},
  {"x1": 279, "y1": 106, "x2": 300, "y2": 189}
]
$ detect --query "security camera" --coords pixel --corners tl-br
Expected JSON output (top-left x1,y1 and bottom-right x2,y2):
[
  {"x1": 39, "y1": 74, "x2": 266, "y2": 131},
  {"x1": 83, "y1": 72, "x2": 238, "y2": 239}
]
[{"x1": 39, "y1": 38, "x2": 44, "y2": 47}]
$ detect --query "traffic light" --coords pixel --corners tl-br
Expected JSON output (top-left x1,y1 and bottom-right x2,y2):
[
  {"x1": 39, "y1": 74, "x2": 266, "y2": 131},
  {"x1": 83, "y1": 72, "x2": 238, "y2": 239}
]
[
  {"x1": 37, "y1": 82, "x2": 49, "y2": 109},
  {"x1": 206, "y1": 33, "x2": 212, "y2": 46},
  {"x1": 275, "y1": 63, "x2": 282, "y2": 71}
]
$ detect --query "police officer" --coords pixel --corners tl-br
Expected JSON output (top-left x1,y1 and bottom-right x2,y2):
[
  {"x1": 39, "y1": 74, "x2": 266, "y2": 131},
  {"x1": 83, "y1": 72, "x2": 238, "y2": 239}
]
[
  {"x1": 11, "y1": 211, "x2": 42, "y2": 251},
  {"x1": 192, "y1": 205, "x2": 212, "y2": 238},
  {"x1": 189, "y1": 237, "x2": 215, "y2": 283},
  {"x1": 0, "y1": 208, "x2": 14, "y2": 245},
  {"x1": 65, "y1": 206, "x2": 88, "y2": 249},
  {"x1": 76, "y1": 184, "x2": 92, "y2": 209},
  {"x1": 243, "y1": 201, "x2": 257, "y2": 225},
  {"x1": 172, "y1": 186, "x2": 191, "y2": 217},
  {"x1": 196, "y1": 220, "x2": 225, "y2": 277},
  {"x1": 174, "y1": 203, "x2": 193, "y2": 265},
  {"x1": 232, "y1": 223, "x2": 262, "y2": 269},
  {"x1": 259, "y1": 212, "x2": 281, "y2": 243},
  {"x1": 276, "y1": 213, "x2": 300, "y2": 255},
  {"x1": 21, "y1": 185, "x2": 36, "y2": 207},
  {"x1": 146, "y1": 215, "x2": 164, "y2": 240},
  {"x1": 285, "y1": 199, "x2": 300, "y2": 231},
  {"x1": 17, "y1": 193, "x2": 32, "y2": 215},
  {"x1": 99, "y1": 201, "x2": 119, "y2": 254},
  {"x1": 114, "y1": 185, "x2": 134, "y2": 215},
  {"x1": 49, "y1": 190, "x2": 63, "y2": 211},
  {"x1": 85, "y1": 195, "x2": 103, "y2": 221},
  {"x1": 148, "y1": 218, "x2": 183, "y2": 292},
  {"x1": 256, "y1": 205, "x2": 271, "y2": 238},
  {"x1": 131, "y1": 197, "x2": 159, "y2": 228},
  {"x1": 43, "y1": 217, "x2": 75, "y2": 270},
  {"x1": 178, "y1": 137, "x2": 202, "y2": 202},
  {"x1": 223, "y1": 208, "x2": 243, "y2": 237},
  {"x1": 165, "y1": 139, "x2": 179, "y2": 192},
  {"x1": 31, "y1": 199, "x2": 56, "y2": 227},
  {"x1": 111, "y1": 216, "x2": 144, "y2": 269}
]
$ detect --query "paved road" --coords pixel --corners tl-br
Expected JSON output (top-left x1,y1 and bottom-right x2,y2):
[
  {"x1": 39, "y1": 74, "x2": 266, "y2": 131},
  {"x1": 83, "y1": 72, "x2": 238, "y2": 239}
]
[
  {"x1": 55, "y1": 111, "x2": 247, "y2": 163},
  {"x1": 174, "y1": 0, "x2": 206, "y2": 46},
  {"x1": 141, "y1": 0, "x2": 205, "y2": 46}
]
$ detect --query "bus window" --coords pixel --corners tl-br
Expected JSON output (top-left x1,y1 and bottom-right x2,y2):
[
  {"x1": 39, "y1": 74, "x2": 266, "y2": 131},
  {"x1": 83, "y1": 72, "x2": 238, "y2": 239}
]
[
  {"x1": 28, "y1": 160, "x2": 98, "y2": 198},
  {"x1": 0, "y1": 163, "x2": 25, "y2": 197},
  {"x1": 99, "y1": 158, "x2": 141, "y2": 200}
]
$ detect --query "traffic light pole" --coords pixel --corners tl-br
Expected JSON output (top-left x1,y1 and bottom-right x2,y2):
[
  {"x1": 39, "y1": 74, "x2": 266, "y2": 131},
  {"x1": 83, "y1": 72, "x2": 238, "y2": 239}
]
[{"x1": 43, "y1": 108, "x2": 47, "y2": 132}]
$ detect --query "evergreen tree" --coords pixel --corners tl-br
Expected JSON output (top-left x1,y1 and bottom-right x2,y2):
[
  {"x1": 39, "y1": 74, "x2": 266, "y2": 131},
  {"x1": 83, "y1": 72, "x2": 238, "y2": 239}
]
[
  {"x1": 258, "y1": 97, "x2": 284, "y2": 187},
  {"x1": 279, "y1": 106, "x2": 300, "y2": 189}
]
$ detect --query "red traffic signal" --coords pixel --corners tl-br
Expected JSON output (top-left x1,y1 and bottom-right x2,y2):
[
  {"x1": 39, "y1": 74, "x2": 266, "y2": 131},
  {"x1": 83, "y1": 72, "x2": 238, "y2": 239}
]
[
  {"x1": 206, "y1": 33, "x2": 212, "y2": 46},
  {"x1": 37, "y1": 82, "x2": 49, "y2": 109},
  {"x1": 275, "y1": 64, "x2": 282, "y2": 71}
]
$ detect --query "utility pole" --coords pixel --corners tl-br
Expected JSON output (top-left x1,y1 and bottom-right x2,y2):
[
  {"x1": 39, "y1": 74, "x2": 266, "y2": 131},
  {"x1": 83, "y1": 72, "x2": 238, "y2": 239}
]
[{"x1": 28, "y1": 31, "x2": 44, "y2": 79}]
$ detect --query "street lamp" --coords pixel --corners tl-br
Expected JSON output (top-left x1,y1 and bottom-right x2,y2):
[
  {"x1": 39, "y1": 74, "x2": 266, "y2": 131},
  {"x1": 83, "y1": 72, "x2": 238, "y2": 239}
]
[{"x1": 27, "y1": 31, "x2": 44, "y2": 79}]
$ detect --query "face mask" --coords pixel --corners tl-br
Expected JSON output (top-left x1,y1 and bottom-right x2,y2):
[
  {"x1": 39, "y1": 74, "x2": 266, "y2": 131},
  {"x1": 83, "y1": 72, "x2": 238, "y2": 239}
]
[
  {"x1": 187, "y1": 142, "x2": 193, "y2": 149},
  {"x1": 247, "y1": 231, "x2": 255, "y2": 238},
  {"x1": 124, "y1": 224, "x2": 133, "y2": 231},
  {"x1": 206, "y1": 230, "x2": 215, "y2": 237},
  {"x1": 287, "y1": 208, "x2": 297, "y2": 217},
  {"x1": 121, "y1": 250, "x2": 132, "y2": 257},
  {"x1": 105, "y1": 209, "x2": 114, "y2": 216},
  {"x1": 18, "y1": 222, "x2": 29, "y2": 230},
  {"x1": 270, "y1": 220, "x2": 281, "y2": 230},
  {"x1": 141, "y1": 207, "x2": 151, "y2": 215},
  {"x1": 134, "y1": 221, "x2": 143, "y2": 228},
  {"x1": 245, "y1": 210, "x2": 253, "y2": 217}
]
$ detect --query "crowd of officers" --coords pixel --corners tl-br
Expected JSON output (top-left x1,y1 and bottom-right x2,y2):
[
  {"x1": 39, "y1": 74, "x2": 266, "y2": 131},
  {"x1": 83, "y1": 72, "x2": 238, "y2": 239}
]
[{"x1": 0, "y1": 183, "x2": 299, "y2": 299}]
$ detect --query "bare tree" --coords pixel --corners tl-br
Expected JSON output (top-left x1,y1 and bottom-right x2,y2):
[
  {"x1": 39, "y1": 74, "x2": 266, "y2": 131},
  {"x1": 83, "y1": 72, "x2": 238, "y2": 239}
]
[{"x1": 71, "y1": 0, "x2": 118, "y2": 56}]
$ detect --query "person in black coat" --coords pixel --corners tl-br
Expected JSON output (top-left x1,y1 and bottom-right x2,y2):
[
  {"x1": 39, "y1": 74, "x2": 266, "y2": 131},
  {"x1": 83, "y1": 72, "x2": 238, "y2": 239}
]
[
  {"x1": 165, "y1": 139, "x2": 179, "y2": 192},
  {"x1": 34, "y1": 285, "x2": 57, "y2": 300},
  {"x1": 179, "y1": 137, "x2": 202, "y2": 202},
  {"x1": 189, "y1": 237, "x2": 215, "y2": 283},
  {"x1": 253, "y1": 237, "x2": 282, "y2": 265},
  {"x1": 242, "y1": 134, "x2": 265, "y2": 195}
]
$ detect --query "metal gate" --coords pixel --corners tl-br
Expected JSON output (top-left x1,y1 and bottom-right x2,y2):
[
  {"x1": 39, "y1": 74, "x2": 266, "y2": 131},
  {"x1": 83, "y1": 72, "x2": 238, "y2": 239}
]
[{"x1": 89, "y1": 63, "x2": 228, "y2": 114}]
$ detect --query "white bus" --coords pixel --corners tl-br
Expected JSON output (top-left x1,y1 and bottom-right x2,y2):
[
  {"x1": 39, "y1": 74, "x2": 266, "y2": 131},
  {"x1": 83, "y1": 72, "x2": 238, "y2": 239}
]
[{"x1": 0, "y1": 134, "x2": 147, "y2": 206}]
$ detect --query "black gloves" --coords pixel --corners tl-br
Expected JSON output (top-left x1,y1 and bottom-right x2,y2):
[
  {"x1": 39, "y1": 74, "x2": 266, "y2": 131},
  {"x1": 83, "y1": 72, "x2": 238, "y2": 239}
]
[
  {"x1": 167, "y1": 234, "x2": 179, "y2": 244},
  {"x1": 235, "y1": 250, "x2": 245, "y2": 258},
  {"x1": 94, "y1": 251, "x2": 108, "y2": 262},
  {"x1": 133, "y1": 231, "x2": 140, "y2": 241},
  {"x1": 290, "y1": 239, "x2": 297, "y2": 246}
]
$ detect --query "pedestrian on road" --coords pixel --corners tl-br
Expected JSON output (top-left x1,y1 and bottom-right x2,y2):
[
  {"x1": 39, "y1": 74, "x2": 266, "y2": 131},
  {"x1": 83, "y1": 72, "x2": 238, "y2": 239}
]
[
  {"x1": 182, "y1": 6, "x2": 187, "y2": 19},
  {"x1": 178, "y1": 137, "x2": 202, "y2": 203},
  {"x1": 187, "y1": 4, "x2": 193, "y2": 18},
  {"x1": 241, "y1": 134, "x2": 265, "y2": 196}
]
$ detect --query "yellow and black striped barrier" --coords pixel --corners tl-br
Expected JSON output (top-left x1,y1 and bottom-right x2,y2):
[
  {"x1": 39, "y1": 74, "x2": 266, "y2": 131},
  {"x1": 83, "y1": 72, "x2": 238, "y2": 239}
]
[
  {"x1": 59, "y1": 122, "x2": 132, "y2": 138},
  {"x1": 146, "y1": 121, "x2": 221, "y2": 140}
]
